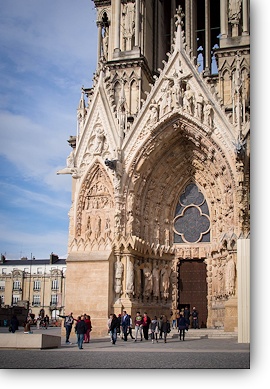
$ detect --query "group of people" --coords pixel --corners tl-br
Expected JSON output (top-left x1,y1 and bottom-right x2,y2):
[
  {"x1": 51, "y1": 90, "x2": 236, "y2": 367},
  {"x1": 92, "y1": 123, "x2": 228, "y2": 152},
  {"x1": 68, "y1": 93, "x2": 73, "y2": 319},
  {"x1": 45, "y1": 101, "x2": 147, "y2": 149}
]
[
  {"x1": 107, "y1": 311, "x2": 172, "y2": 345},
  {"x1": 171, "y1": 306, "x2": 199, "y2": 341},
  {"x1": 59, "y1": 312, "x2": 92, "y2": 349}
]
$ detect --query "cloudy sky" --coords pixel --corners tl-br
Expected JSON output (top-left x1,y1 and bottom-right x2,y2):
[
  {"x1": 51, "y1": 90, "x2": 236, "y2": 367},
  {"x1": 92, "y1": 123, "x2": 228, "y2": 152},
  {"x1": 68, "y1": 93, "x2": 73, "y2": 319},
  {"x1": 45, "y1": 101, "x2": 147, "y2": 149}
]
[{"x1": 0, "y1": 0, "x2": 97, "y2": 259}]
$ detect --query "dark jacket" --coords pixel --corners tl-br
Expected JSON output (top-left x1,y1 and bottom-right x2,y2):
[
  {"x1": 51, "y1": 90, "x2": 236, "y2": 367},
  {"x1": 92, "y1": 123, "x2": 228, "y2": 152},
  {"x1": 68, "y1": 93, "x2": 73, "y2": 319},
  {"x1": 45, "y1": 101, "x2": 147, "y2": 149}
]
[
  {"x1": 75, "y1": 319, "x2": 87, "y2": 335},
  {"x1": 10, "y1": 316, "x2": 19, "y2": 333},
  {"x1": 178, "y1": 316, "x2": 188, "y2": 330},
  {"x1": 121, "y1": 314, "x2": 130, "y2": 328},
  {"x1": 110, "y1": 317, "x2": 119, "y2": 331}
]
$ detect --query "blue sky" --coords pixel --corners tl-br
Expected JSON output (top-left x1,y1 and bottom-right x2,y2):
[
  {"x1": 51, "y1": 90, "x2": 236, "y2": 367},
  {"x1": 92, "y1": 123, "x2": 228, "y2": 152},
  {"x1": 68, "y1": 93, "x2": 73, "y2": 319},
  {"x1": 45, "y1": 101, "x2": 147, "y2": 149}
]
[{"x1": 0, "y1": 0, "x2": 97, "y2": 259}]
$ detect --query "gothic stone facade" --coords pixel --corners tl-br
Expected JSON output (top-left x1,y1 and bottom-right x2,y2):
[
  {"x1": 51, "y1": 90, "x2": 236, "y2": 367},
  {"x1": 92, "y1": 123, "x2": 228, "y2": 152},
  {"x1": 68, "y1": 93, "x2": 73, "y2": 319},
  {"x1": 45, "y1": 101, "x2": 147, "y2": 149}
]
[{"x1": 58, "y1": 0, "x2": 250, "y2": 337}]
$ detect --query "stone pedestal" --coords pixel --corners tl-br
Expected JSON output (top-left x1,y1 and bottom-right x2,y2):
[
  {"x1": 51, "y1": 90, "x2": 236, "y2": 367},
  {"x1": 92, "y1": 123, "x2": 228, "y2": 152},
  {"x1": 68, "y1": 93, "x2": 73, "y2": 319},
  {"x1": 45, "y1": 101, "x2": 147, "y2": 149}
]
[{"x1": 224, "y1": 297, "x2": 238, "y2": 332}]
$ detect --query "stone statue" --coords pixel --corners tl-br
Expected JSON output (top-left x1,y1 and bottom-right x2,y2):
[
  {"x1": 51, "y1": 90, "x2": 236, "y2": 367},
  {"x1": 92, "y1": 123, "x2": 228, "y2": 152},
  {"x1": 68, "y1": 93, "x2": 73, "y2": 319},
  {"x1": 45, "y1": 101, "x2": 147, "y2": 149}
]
[
  {"x1": 126, "y1": 258, "x2": 134, "y2": 294},
  {"x1": 102, "y1": 26, "x2": 109, "y2": 60},
  {"x1": 161, "y1": 263, "x2": 171, "y2": 299},
  {"x1": 149, "y1": 102, "x2": 159, "y2": 125},
  {"x1": 57, "y1": 149, "x2": 78, "y2": 176},
  {"x1": 135, "y1": 260, "x2": 142, "y2": 298},
  {"x1": 114, "y1": 257, "x2": 124, "y2": 295},
  {"x1": 104, "y1": 217, "x2": 111, "y2": 239},
  {"x1": 196, "y1": 93, "x2": 204, "y2": 121},
  {"x1": 183, "y1": 84, "x2": 194, "y2": 115},
  {"x1": 152, "y1": 262, "x2": 160, "y2": 299},
  {"x1": 143, "y1": 262, "x2": 152, "y2": 298},
  {"x1": 122, "y1": 1, "x2": 135, "y2": 50},
  {"x1": 225, "y1": 254, "x2": 236, "y2": 296},
  {"x1": 229, "y1": 0, "x2": 242, "y2": 22},
  {"x1": 93, "y1": 126, "x2": 105, "y2": 154},
  {"x1": 94, "y1": 215, "x2": 101, "y2": 239},
  {"x1": 204, "y1": 100, "x2": 213, "y2": 127}
]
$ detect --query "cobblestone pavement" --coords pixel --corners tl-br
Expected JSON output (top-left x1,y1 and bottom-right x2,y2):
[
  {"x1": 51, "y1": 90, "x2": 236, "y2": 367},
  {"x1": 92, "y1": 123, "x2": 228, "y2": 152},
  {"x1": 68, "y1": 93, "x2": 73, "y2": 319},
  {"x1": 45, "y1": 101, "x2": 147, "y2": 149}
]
[{"x1": 0, "y1": 326, "x2": 250, "y2": 369}]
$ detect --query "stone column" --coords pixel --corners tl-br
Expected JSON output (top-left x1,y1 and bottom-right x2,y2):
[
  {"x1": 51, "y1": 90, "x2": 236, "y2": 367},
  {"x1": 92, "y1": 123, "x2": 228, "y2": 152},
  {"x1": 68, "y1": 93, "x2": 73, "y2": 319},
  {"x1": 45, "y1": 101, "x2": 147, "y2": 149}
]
[
  {"x1": 96, "y1": 21, "x2": 102, "y2": 64},
  {"x1": 204, "y1": 0, "x2": 211, "y2": 75},
  {"x1": 220, "y1": 0, "x2": 228, "y2": 38},
  {"x1": 135, "y1": 0, "x2": 140, "y2": 47},
  {"x1": 190, "y1": 0, "x2": 196, "y2": 58},
  {"x1": 114, "y1": 0, "x2": 121, "y2": 52},
  {"x1": 185, "y1": 0, "x2": 191, "y2": 52},
  {"x1": 237, "y1": 238, "x2": 250, "y2": 343},
  {"x1": 242, "y1": 0, "x2": 249, "y2": 35}
]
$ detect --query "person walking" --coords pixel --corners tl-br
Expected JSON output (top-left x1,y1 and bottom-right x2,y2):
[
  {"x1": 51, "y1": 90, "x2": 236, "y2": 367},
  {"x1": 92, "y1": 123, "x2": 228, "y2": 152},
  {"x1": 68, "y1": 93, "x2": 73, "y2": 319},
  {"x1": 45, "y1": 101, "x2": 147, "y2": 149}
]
[
  {"x1": 44, "y1": 314, "x2": 49, "y2": 329},
  {"x1": 178, "y1": 313, "x2": 188, "y2": 341},
  {"x1": 108, "y1": 313, "x2": 119, "y2": 345},
  {"x1": 134, "y1": 311, "x2": 143, "y2": 342},
  {"x1": 58, "y1": 312, "x2": 74, "y2": 344},
  {"x1": 121, "y1": 310, "x2": 130, "y2": 341},
  {"x1": 142, "y1": 312, "x2": 151, "y2": 340},
  {"x1": 150, "y1": 316, "x2": 159, "y2": 343},
  {"x1": 127, "y1": 315, "x2": 135, "y2": 339},
  {"x1": 191, "y1": 307, "x2": 199, "y2": 329},
  {"x1": 10, "y1": 315, "x2": 19, "y2": 333},
  {"x1": 75, "y1": 316, "x2": 87, "y2": 349},
  {"x1": 184, "y1": 306, "x2": 190, "y2": 331},
  {"x1": 160, "y1": 315, "x2": 170, "y2": 343},
  {"x1": 84, "y1": 315, "x2": 92, "y2": 343}
]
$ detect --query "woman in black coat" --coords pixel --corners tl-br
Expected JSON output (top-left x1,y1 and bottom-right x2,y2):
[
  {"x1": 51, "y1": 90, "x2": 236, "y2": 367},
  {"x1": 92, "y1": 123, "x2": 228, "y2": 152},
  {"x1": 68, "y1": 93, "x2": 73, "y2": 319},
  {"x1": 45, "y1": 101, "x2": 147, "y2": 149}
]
[
  {"x1": 178, "y1": 314, "x2": 188, "y2": 341},
  {"x1": 10, "y1": 315, "x2": 19, "y2": 333}
]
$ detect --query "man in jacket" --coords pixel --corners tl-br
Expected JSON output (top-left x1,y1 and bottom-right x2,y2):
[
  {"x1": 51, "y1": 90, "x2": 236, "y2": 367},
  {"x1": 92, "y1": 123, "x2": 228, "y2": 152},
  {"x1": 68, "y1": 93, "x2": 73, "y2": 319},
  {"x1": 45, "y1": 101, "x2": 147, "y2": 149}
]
[
  {"x1": 58, "y1": 312, "x2": 74, "y2": 344},
  {"x1": 121, "y1": 310, "x2": 130, "y2": 341},
  {"x1": 75, "y1": 316, "x2": 87, "y2": 349}
]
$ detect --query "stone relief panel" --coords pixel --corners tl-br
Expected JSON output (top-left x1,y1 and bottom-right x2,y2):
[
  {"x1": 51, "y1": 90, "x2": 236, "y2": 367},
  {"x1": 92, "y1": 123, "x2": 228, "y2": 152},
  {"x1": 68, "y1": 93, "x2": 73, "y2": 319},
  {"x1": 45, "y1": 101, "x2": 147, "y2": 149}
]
[{"x1": 70, "y1": 163, "x2": 115, "y2": 252}]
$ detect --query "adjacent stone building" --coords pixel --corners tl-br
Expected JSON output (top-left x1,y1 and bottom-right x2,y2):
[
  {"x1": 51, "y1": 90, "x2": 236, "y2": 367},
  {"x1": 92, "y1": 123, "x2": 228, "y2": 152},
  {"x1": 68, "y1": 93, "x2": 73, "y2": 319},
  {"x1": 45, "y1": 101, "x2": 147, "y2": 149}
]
[
  {"x1": 0, "y1": 254, "x2": 66, "y2": 321},
  {"x1": 58, "y1": 0, "x2": 250, "y2": 340}
]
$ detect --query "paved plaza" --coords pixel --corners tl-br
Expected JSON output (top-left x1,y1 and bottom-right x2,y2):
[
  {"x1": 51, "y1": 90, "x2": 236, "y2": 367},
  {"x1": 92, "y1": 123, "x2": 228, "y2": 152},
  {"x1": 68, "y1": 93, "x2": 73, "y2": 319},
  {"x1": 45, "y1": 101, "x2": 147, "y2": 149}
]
[{"x1": 0, "y1": 326, "x2": 250, "y2": 369}]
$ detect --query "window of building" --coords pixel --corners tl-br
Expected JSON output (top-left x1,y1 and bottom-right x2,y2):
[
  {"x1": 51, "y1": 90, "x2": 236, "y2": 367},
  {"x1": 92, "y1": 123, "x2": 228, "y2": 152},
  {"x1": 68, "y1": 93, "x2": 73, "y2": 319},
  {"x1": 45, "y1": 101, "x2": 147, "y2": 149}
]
[
  {"x1": 33, "y1": 280, "x2": 41, "y2": 290},
  {"x1": 37, "y1": 268, "x2": 42, "y2": 274},
  {"x1": 33, "y1": 295, "x2": 41, "y2": 306},
  {"x1": 13, "y1": 280, "x2": 21, "y2": 290},
  {"x1": 12, "y1": 295, "x2": 20, "y2": 304},
  {"x1": 52, "y1": 279, "x2": 59, "y2": 290},
  {"x1": 173, "y1": 182, "x2": 210, "y2": 243},
  {"x1": 0, "y1": 280, "x2": 5, "y2": 290},
  {"x1": 0, "y1": 295, "x2": 4, "y2": 304},
  {"x1": 2, "y1": 268, "x2": 7, "y2": 274},
  {"x1": 51, "y1": 295, "x2": 58, "y2": 305}
]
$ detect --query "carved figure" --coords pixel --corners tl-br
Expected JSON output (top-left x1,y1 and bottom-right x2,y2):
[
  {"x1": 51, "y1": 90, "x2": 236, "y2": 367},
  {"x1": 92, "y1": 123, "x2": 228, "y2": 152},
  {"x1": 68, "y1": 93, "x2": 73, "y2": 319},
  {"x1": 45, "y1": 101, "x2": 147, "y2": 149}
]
[
  {"x1": 122, "y1": 1, "x2": 135, "y2": 50},
  {"x1": 102, "y1": 26, "x2": 109, "y2": 60},
  {"x1": 152, "y1": 262, "x2": 160, "y2": 298},
  {"x1": 104, "y1": 217, "x2": 111, "y2": 239},
  {"x1": 126, "y1": 258, "x2": 134, "y2": 294},
  {"x1": 204, "y1": 101, "x2": 213, "y2": 127},
  {"x1": 161, "y1": 263, "x2": 171, "y2": 299},
  {"x1": 225, "y1": 254, "x2": 236, "y2": 296},
  {"x1": 94, "y1": 215, "x2": 101, "y2": 239},
  {"x1": 229, "y1": 0, "x2": 242, "y2": 22},
  {"x1": 94, "y1": 126, "x2": 105, "y2": 154},
  {"x1": 114, "y1": 257, "x2": 124, "y2": 294},
  {"x1": 196, "y1": 93, "x2": 204, "y2": 121},
  {"x1": 143, "y1": 262, "x2": 152, "y2": 297},
  {"x1": 183, "y1": 84, "x2": 194, "y2": 115}
]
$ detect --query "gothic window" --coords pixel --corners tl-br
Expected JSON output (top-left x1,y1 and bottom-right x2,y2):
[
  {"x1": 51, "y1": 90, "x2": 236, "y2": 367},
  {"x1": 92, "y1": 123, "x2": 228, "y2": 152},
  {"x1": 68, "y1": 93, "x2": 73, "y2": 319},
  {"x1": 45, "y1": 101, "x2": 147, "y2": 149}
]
[{"x1": 173, "y1": 183, "x2": 210, "y2": 244}]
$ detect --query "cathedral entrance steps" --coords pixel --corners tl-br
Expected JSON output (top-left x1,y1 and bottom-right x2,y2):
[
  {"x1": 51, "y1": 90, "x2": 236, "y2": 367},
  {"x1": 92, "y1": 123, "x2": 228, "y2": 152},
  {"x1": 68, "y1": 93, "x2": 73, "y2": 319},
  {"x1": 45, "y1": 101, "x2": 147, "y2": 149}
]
[{"x1": 170, "y1": 328, "x2": 237, "y2": 339}]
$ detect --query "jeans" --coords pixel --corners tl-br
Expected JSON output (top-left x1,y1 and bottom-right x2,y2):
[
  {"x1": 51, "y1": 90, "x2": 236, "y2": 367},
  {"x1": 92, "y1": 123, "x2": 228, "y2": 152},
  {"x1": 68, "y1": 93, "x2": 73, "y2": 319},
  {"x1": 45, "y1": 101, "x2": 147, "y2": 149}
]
[
  {"x1": 77, "y1": 333, "x2": 84, "y2": 349},
  {"x1": 135, "y1": 325, "x2": 142, "y2": 341},
  {"x1": 193, "y1": 319, "x2": 199, "y2": 329},
  {"x1": 65, "y1": 325, "x2": 72, "y2": 342},
  {"x1": 110, "y1": 328, "x2": 117, "y2": 344}
]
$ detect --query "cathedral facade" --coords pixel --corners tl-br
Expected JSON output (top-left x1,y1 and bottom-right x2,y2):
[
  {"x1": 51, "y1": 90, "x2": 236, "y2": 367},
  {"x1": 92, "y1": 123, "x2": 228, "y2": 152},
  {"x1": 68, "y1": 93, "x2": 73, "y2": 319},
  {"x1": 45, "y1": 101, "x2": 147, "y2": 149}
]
[{"x1": 58, "y1": 0, "x2": 250, "y2": 339}]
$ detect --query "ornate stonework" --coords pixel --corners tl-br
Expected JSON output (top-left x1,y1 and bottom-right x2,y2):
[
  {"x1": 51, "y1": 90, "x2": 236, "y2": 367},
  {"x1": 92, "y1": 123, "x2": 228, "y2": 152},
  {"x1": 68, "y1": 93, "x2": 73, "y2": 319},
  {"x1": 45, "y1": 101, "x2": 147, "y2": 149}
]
[{"x1": 59, "y1": 1, "x2": 250, "y2": 336}]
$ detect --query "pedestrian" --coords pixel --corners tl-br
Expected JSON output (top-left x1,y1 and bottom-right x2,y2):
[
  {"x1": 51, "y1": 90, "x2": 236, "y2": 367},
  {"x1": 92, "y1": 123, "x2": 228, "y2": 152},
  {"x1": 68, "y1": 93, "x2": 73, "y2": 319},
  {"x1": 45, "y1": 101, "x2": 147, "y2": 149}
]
[
  {"x1": 176, "y1": 309, "x2": 180, "y2": 331},
  {"x1": 158, "y1": 315, "x2": 163, "y2": 339},
  {"x1": 10, "y1": 315, "x2": 19, "y2": 333},
  {"x1": 160, "y1": 315, "x2": 170, "y2": 343},
  {"x1": 150, "y1": 316, "x2": 159, "y2": 343},
  {"x1": 127, "y1": 315, "x2": 135, "y2": 339},
  {"x1": 121, "y1": 310, "x2": 130, "y2": 341},
  {"x1": 23, "y1": 319, "x2": 32, "y2": 334},
  {"x1": 178, "y1": 313, "x2": 188, "y2": 341},
  {"x1": 171, "y1": 308, "x2": 177, "y2": 329},
  {"x1": 36, "y1": 316, "x2": 41, "y2": 329},
  {"x1": 184, "y1": 306, "x2": 190, "y2": 330},
  {"x1": 75, "y1": 316, "x2": 87, "y2": 349},
  {"x1": 191, "y1": 307, "x2": 199, "y2": 329},
  {"x1": 44, "y1": 314, "x2": 49, "y2": 329},
  {"x1": 108, "y1": 313, "x2": 118, "y2": 345},
  {"x1": 142, "y1": 312, "x2": 151, "y2": 340},
  {"x1": 134, "y1": 311, "x2": 143, "y2": 342},
  {"x1": 117, "y1": 314, "x2": 122, "y2": 338},
  {"x1": 84, "y1": 315, "x2": 92, "y2": 343},
  {"x1": 58, "y1": 312, "x2": 74, "y2": 344}
]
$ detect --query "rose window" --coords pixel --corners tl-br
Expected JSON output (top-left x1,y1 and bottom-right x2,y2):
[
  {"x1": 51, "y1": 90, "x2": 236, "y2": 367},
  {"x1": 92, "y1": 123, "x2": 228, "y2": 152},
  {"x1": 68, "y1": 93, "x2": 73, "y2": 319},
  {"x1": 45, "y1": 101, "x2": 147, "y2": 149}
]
[{"x1": 173, "y1": 183, "x2": 210, "y2": 243}]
